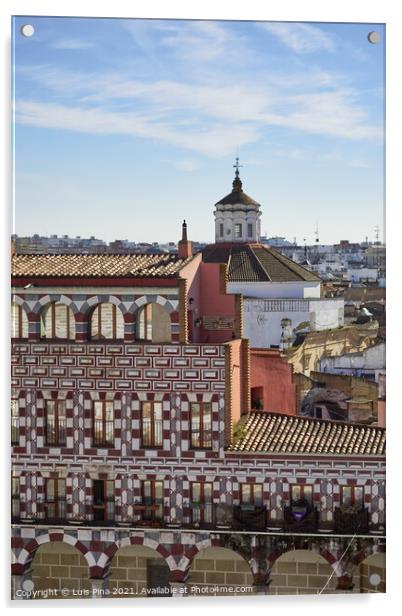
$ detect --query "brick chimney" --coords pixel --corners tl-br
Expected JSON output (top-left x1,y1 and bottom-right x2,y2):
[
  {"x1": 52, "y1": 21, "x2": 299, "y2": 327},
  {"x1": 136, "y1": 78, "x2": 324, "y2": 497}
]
[{"x1": 178, "y1": 220, "x2": 192, "y2": 258}]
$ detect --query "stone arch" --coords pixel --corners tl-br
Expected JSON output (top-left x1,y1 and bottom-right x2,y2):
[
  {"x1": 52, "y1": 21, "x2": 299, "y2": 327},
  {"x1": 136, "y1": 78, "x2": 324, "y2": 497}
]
[
  {"x1": 39, "y1": 299, "x2": 76, "y2": 340},
  {"x1": 14, "y1": 532, "x2": 92, "y2": 571},
  {"x1": 32, "y1": 294, "x2": 79, "y2": 315},
  {"x1": 88, "y1": 299, "x2": 125, "y2": 340},
  {"x1": 136, "y1": 301, "x2": 173, "y2": 343},
  {"x1": 186, "y1": 544, "x2": 254, "y2": 596},
  {"x1": 106, "y1": 537, "x2": 172, "y2": 596},
  {"x1": 133, "y1": 295, "x2": 176, "y2": 314},
  {"x1": 104, "y1": 535, "x2": 172, "y2": 569},
  {"x1": 269, "y1": 548, "x2": 338, "y2": 595},
  {"x1": 351, "y1": 551, "x2": 385, "y2": 593},
  {"x1": 30, "y1": 540, "x2": 92, "y2": 597},
  {"x1": 86, "y1": 294, "x2": 128, "y2": 314},
  {"x1": 13, "y1": 534, "x2": 94, "y2": 598}
]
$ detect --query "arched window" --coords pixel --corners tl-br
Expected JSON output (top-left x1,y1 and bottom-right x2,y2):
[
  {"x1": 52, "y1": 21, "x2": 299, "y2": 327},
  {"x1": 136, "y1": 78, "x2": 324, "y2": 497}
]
[
  {"x1": 11, "y1": 302, "x2": 28, "y2": 338},
  {"x1": 91, "y1": 303, "x2": 124, "y2": 340},
  {"x1": 137, "y1": 303, "x2": 171, "y2": 343},
  {"x1": 40, "y1": 303, "x2": 76, "y2": 339}
]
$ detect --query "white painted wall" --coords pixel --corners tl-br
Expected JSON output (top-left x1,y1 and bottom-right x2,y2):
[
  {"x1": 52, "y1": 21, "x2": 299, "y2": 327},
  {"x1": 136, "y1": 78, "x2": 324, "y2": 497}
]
[
  {"x1": 347, "y1": 268, "x2": 378, "y2": 282},
  {"x1": 228, "y1": 280, "x2": 321, "y2": 299},
  {"x1": 243, "y1": 297, "x2": 344, "y2": 348},
  {"x1": 318, "y1": 342, "x2": 385, "y2": 382}
]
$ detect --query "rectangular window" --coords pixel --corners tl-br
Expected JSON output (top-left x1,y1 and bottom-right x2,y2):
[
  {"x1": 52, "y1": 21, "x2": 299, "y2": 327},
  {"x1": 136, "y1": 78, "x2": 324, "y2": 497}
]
[
  {"x1": 235, "y1": 223, "x2": 242, "y2": 239},
  {"x1": 11, "y1": 397, "x2": 19, "y2": 445},
  {"x1": 341, "y1": 486, "x2": 364, "y2": 507},
  {"x1": 141, "y1": 480, "x2": 164, "y2": 522},
  {"x1": 46, "y1": 400, "x2": 67, "y2": 446},
  {"x1": 93, "y1": 400, "x2": 114, "y2": 447},
  {"x1": 291, "y1": 485, "x2": 313, "y2": 506},
  {"x1": 240, "y1": 483, "x2": 263, "y2": 508},
  {"x1": 11, "y1": 476, "x2": 20, "y2": 521},
  {"x1": 93, "y1": 479, "x2": 115, "y2": 522},
  {"x1": 219, "y1": 223, "x2": 224, "y2": 237},
  {"x1": 45, "y1": 478, "x2": 66, "y2": 521},
  {"x1": 190, "y1": 402, "x2": 212, "y2": 449},
  {"x1": 141, "y1": 401, "x2": 162, "y2": 448},
  {"x1": 247, "y1": 223, "x2": 253, "y2": 238},
  {"x1": 191, "y1": 482, "x2": 213, "y2": 526}
]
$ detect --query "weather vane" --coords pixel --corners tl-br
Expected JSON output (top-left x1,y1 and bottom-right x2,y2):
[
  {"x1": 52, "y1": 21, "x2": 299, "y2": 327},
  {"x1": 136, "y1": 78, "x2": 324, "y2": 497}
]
[{"x1": 233, "y1": 156, "x2": 243, "y2": 176}]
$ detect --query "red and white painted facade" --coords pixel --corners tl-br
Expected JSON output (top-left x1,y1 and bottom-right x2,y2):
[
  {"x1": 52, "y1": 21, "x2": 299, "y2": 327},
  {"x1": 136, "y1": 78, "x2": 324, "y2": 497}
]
[{"x1": 11, "y1": 240, "x2": 385, "y2": 595}]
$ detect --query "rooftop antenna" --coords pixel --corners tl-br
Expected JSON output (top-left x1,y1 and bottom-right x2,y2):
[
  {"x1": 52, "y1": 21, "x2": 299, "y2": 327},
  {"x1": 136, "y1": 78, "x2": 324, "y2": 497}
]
[
  {"x1": 315, "y1": 222, "x2": 319, "y2": 243},
  {"x1": 375, "y1": 224, "x2": 380, "y2": 244}
]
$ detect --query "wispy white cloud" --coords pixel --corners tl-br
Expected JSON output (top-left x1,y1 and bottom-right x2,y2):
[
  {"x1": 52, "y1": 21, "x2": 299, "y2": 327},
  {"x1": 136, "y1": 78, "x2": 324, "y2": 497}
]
[
  {"x1": 15, "y1": 100, "x2": 260, "y2": 157},
  {"x1": 51, "y1": 38, "x2": 94, "y2": 50},
  {"x1": 261, "y1": 22, "x2": 335, "y2": 54},
  {"x1": 15, "y1": 63, "x2": 381, "y2": 144},
  {"x1": 174, "y1": 159, "x2": 201, "y2": 172}
]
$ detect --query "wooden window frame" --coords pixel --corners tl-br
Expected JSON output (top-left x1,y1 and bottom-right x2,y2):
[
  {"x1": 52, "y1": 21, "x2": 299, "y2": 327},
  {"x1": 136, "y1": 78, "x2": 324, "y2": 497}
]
[
  {"x1": 45, "y1": 399, "x2": 67, "y2": 446},
  {"x1": 45, "y1": 478, "x2": 66, "y2": 521},
  {"x1": 191, "y1": 482, "x2": 213, "y2": 526},
  {"x1": 141, "y1": 479, "x2": 164, "y2": 522},
  {"x1": 190, "y1": 402, "x2": 212, "y2": 449},
  {"x1": 11, "y1": 476, "x2": 20, "y2": 521},
  {"x1": 141, "y1": 401, "x2": 163, "y2": 448},
  {"x1": 341, "y1": 485, "x2": 364, "y2": 507},
  {"x1": 11, "y1": 397, "x2": 19, "y2": 445},
  {"x1": 93, "y1": 400, "x2": 114, "y2": 447},
  {"x1": 291, "y1": 484, "x2": 313, "y2": 506},
  {"x1": 240, "y1": 483, "x2": 263, "y2": 507},
  {"x1": 92, "y1": 479, "x2": 115, "y2": 522}
]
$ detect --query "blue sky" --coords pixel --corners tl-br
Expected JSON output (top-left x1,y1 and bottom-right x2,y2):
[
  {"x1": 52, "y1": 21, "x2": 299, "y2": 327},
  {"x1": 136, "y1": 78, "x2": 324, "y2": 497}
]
[{"x1": 12, "y1": 17, "x2": 385, "y2": 244}]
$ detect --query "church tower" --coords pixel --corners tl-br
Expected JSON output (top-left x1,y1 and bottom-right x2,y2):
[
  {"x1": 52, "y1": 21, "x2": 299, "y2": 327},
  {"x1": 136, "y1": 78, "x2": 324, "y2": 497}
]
[{"x1": 214, "y1": 158, "x2": 262, "y2": 243}]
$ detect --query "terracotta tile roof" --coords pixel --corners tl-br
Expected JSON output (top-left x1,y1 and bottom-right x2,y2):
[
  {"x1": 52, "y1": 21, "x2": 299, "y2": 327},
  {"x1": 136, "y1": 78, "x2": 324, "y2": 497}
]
[
  {"x1": 11, "y1": 253, "x2": 192, "y2": 279},
  {"x1": 228, "y1": 412, "x2": 385, "y2": 455},
  {"x1": 202, "y1": 243, "x2": 320, "y2": 282}
]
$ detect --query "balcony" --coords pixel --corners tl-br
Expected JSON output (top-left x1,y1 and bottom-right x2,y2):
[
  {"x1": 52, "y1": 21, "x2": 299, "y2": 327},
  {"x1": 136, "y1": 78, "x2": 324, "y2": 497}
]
[
  {"x1": 43, "y1": 498, "x2": 67, "y2": 524},
  {"x1": 281, "y1": 502, "x2": 319, "y2": 533},
  {"x1": 132, "y1": 502, "x2": 164, "y2": 527},
  {"x1": 92, "y1": 496, "x2": 115, "y2": 525},
  {"x1": 13, "y1": 502, "x2": 380, "y2": 535},
  {"x1": 232, "y1": 505, "x2": 267, "y2": 531},
  {"x1": 334, "y1": 506, "x2": 369, "y2": 534}
]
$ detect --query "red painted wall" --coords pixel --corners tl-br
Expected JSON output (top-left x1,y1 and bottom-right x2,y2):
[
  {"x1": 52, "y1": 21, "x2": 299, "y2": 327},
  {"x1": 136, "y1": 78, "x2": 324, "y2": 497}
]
[
  {"x1": 198, "y1": 262, "x2": 236, "y2": 343},
  {"x1": 250, "y1": 349, "x2": 296, "y2": 415},
  {"x1": 182, "y1": 259, "x2": 237, "y2": 344}
]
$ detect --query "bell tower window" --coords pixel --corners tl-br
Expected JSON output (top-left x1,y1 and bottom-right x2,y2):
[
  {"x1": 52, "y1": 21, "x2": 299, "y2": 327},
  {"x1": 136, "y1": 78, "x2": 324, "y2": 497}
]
[
  {"x1": 235, "y1": 223, "x2": 242, "y2": 239},
  {"x1": 248, "y1": 223, "x2": 253, "y2": 238},
  {"x1": 219, "y1": 223, "x2": 224, "y2": 238}
]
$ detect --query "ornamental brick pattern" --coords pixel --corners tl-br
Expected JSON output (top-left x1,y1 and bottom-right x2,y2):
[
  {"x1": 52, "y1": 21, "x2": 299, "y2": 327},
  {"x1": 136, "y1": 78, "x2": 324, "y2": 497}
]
[{"x1": 11, "y1": 526, "x2": 384, "y2": 587}]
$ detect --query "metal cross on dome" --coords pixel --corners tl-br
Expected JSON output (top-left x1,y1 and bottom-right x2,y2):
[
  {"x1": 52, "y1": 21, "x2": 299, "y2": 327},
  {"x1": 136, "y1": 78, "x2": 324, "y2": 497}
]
[{"x1": 233, "y1": 156, "x2": 243, "y2": 176}]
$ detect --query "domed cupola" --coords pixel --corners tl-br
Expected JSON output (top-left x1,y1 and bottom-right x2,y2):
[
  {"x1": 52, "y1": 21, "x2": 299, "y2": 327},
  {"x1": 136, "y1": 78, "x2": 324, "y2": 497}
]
[{"x1": 214, "y1": 158, "x2": 262, "y2": 243}]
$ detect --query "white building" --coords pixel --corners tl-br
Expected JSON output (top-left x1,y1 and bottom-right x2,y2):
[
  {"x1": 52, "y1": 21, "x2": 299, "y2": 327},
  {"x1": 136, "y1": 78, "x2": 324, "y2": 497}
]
[
  {"x1": 203, "y1": 166, "x2": 344, "y2": 348},
  {"x1": 318, "y1": 341, "x2": 385, "y2": 382}
]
